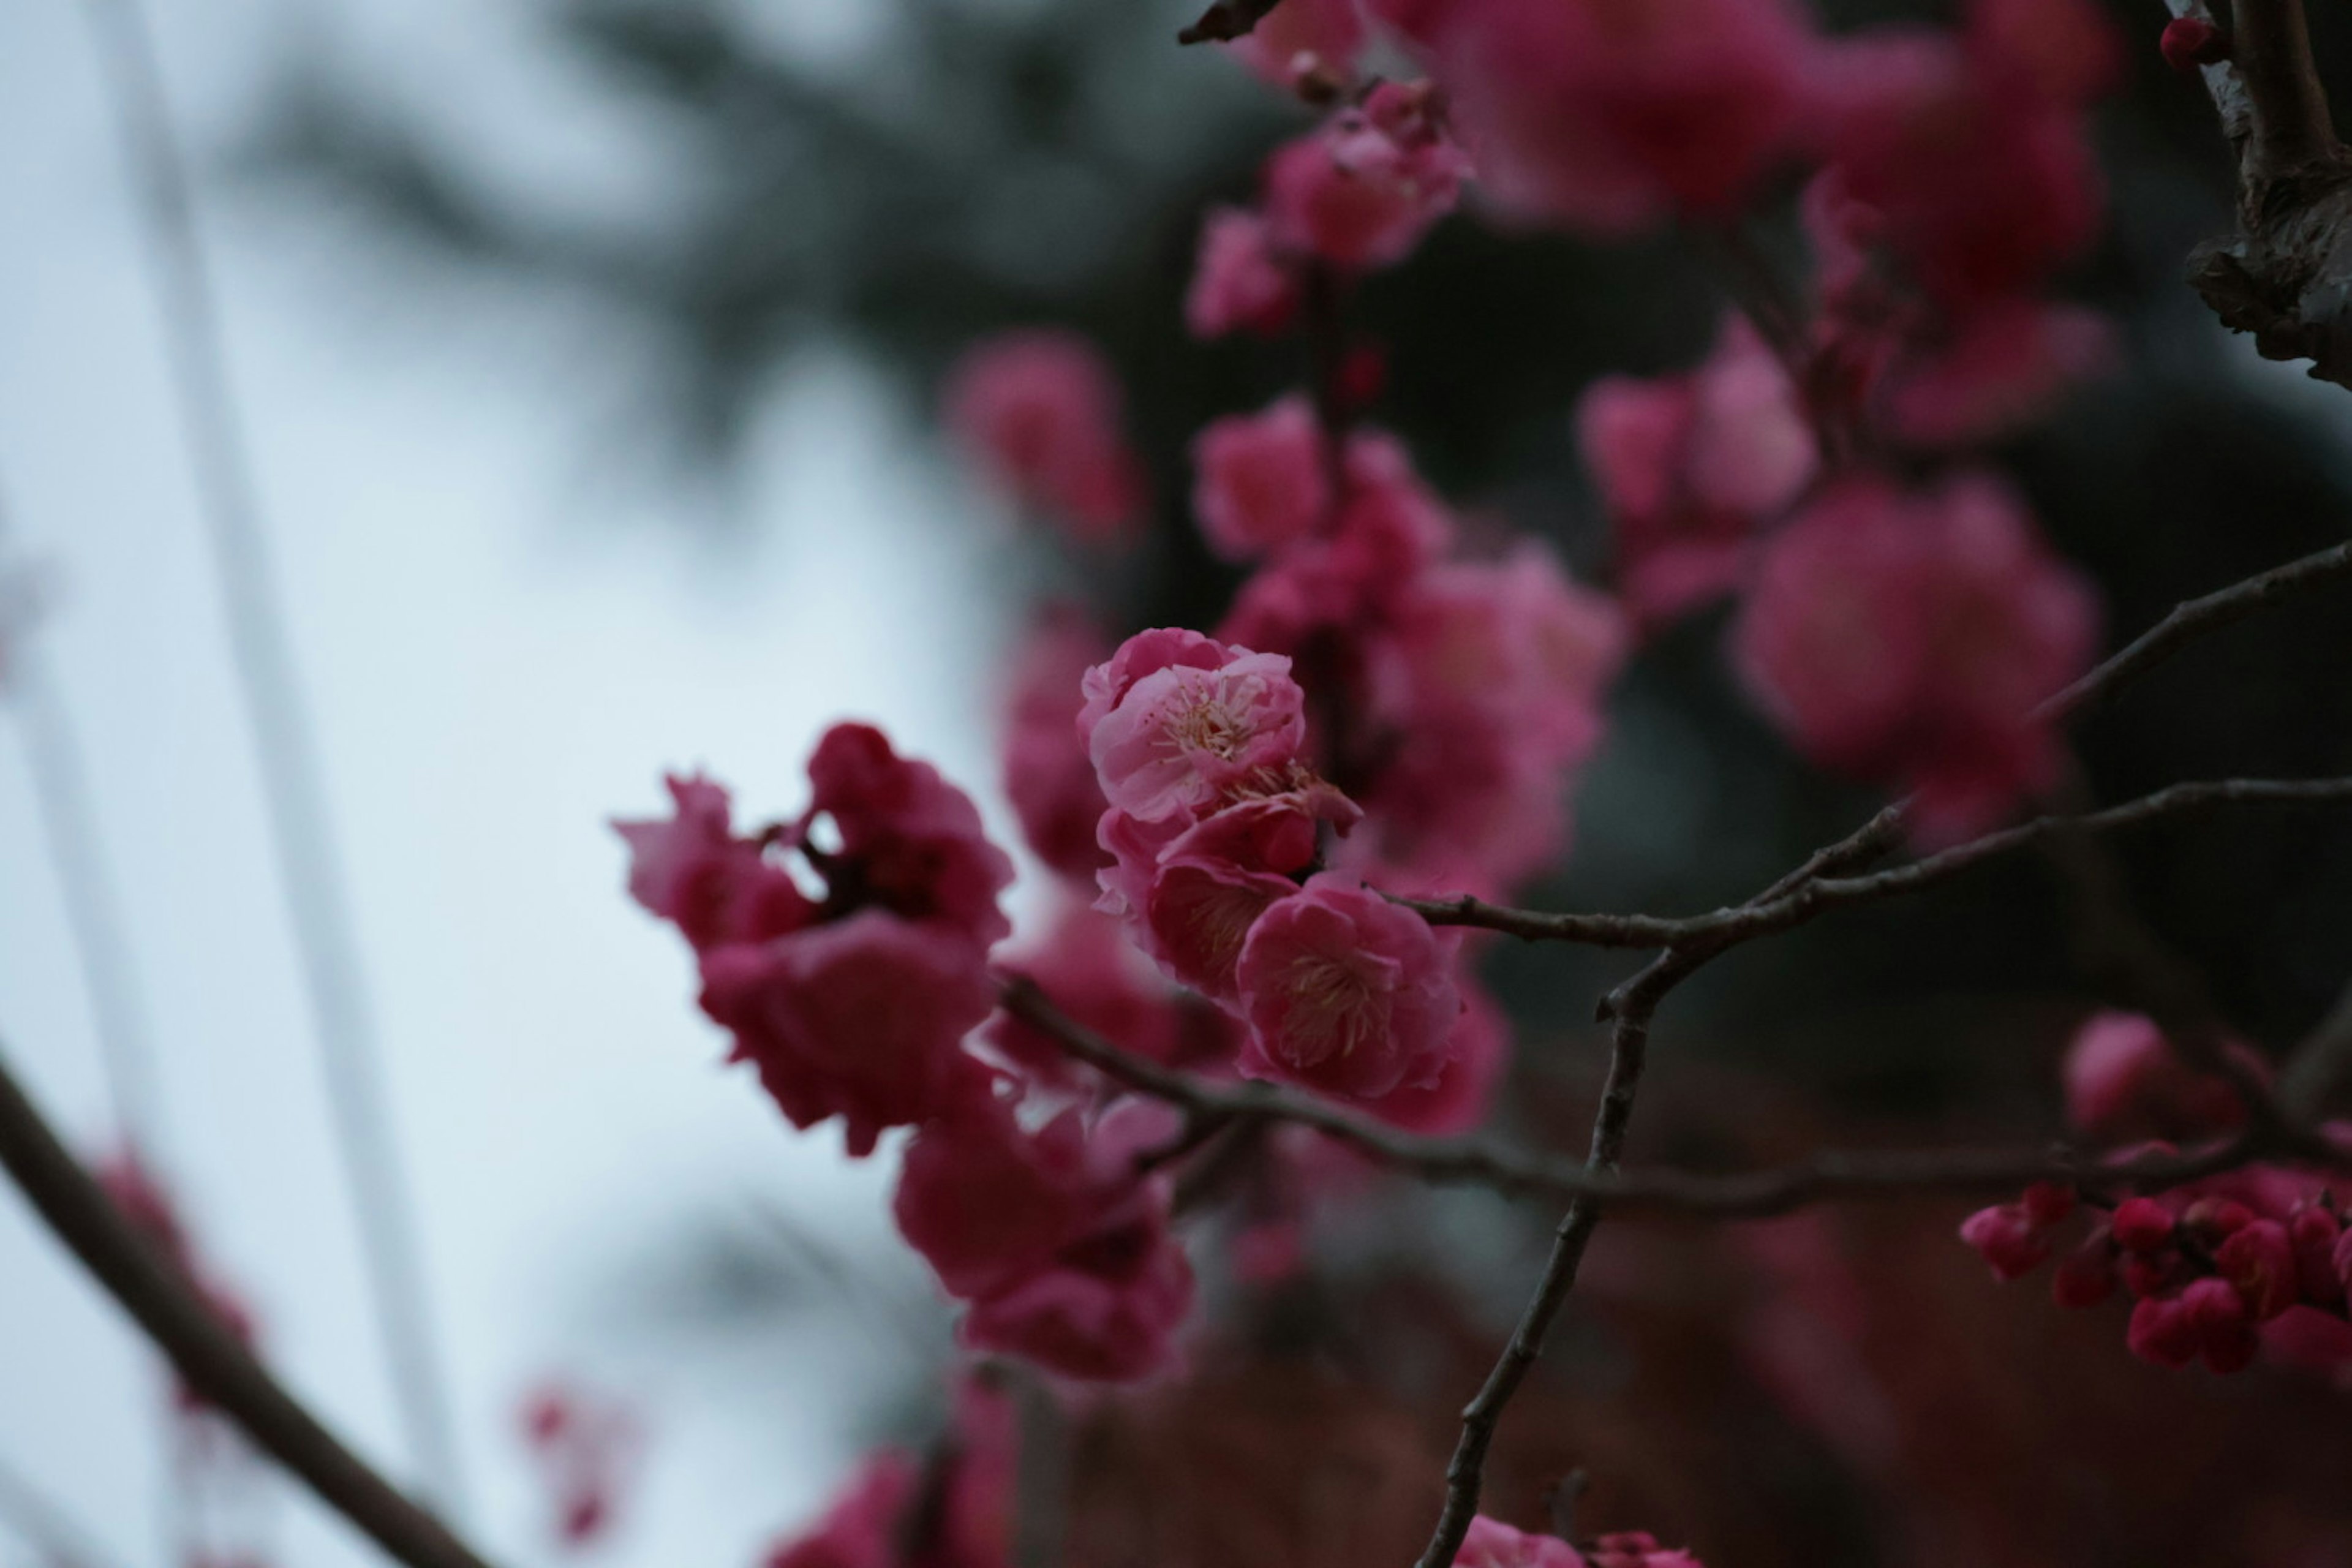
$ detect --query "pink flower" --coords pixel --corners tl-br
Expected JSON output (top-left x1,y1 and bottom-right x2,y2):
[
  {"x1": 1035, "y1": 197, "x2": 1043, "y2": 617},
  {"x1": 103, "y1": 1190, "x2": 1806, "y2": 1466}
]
[
  {"x1": 807, "y1": 723, "x2": 1017, "y2": 949},
  {"x1": 1880, "y1": 298, "x2": 2114, "y2": 450},
  {"x1": 700, "y1": 911, "x2": 997, "y2": 1157},
  {"x1": 1578, "y1": 316, "x2": 1817, "y2": 628},
  {"x1": 1959, "y1": 1201, "x2": 2054, "y2": 1281},
  {"x1": 895, "y1": 1090, "x2": 1194, "y2": 1381},
  {"x1": 943, "y1": 330, "x2": 1144, "y2": 542},
  {"x1": 515, "y1": 1382, "x2": 639, "y2": 1551},
  {"x1": 1730, "y1": 473, "x2": 2100, "y2": 844},
  {"x1": 1186, "y1": 208, "x2": 1301, "y2": 339},
  {"x1": 1413, "y1": 0, "x2": 1816, "y2": 235},
  {"x1": 2062, "y1": 1010, "x2": 2261, "y2": 1141},
  {"x1": 1454, "y1": 1516, "x2": 1586, "y2": 1568},
  {"x1": 1221, "y1": 0, "x2": 1368, "y2": 88},
  {"x1": 1084, "y1": 633, "x2": 1309, "y2": 825},
  {"x1": 1587, "y1": 1534, "x2": 1706, "y2": 1568},
  {"x1": 1002, "y1": 609, "x2": 1114, "y2": 884},
  {"x1": 1357, "y1": 974, "x2": 1511, "y2": 1135},
  {"x1": 1262, "y1": 100, "x2": 1471, "y2": 271},
  {"x1": 1235, "y1": 872, "x2": 1462, "y2": 1101},
  {"x1": 2160, "y1": 16, "x2": 2230, "y2": 75},
  {"x1": 613, "y1": 775, "x2": 815, "y2": 952},
  {"x1": 2218, "y1": 1219, "x2": 2301, "y2": 1321},
  {"x1": 1192, "y1": 394, "x2": 1332, "y2": 561},
  {"x1": 764, "y1": 1455, "x2": 914, "y2": 1568},
  {"x1": 1811, "y1": 0, "x2": 2113, "y2": 310}
]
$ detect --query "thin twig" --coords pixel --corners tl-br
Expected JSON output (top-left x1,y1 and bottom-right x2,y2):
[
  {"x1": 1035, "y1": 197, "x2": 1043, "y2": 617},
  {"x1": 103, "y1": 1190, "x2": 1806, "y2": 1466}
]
[
  {"x1": 78, "y1": 0, "x2": 465, "y2": 1509},
  {"x1": 1404, "y1": 776, "x2": 2352, "y2": 948},
  {"x1": 2278, "y1": 971, "x2": 2352, "y2": 1121},
  {"x1": 0, "y1": 1038, "x2": 499, "y2": 1568},
  {"x1": 2225, "y1": 0, "x2": 2340, "y2": 183},
  {"x1": 2035, "y1": 538, "x2": 2352, "y2": 720},
  {"x1": 1175, "y1": 0, "x2": 1287, "y2": 45}
]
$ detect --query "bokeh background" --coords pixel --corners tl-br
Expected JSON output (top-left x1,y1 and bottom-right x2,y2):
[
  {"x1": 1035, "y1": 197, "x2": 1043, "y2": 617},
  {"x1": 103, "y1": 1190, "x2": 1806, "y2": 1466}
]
[{"x1": 4, "y1": 0, "x2": 2352, "y2": 1565}]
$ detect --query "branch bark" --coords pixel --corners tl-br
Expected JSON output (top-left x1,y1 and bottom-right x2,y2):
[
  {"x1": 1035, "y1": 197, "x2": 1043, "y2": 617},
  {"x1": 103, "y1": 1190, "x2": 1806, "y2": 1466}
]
[{"x1": 0, "y1": 1040, "x2": 500, "y2": 1568}]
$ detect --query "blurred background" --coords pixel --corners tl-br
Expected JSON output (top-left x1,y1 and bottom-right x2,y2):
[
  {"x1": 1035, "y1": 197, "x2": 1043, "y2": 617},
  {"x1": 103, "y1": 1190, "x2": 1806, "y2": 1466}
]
[{"x1": 3, "y1": 0, "x2": 2352, "y2": 1565}]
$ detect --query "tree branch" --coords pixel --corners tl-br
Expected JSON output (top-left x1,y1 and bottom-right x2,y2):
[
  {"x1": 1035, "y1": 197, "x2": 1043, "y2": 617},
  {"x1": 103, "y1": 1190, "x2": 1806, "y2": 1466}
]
[
  {"x1": 0, "y1": 1039, "x2": 501, "y2": 1568},
  {"x1": 1404, "y1": 776, "x2": 2352, "y2": 948},
  {"x1": 1175, "y1": 0, "x2": 1287, "y2": 45}
]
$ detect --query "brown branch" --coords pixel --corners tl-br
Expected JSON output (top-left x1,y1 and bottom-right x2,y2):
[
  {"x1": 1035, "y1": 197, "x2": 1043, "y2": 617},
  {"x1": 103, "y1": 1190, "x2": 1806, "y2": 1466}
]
[
  {"x1": 2035, "y1": 537, "x2": 2352, "y2": 720},
  {"x1": 1405, "y1": 775, "x2": 2352, "y2": 948},
  {"x1": 995, "y1": 981, "x2": 2339, "y2": 1219},
  {"x1": 2279, "y1": 971, "x2": 2352, "y2": 1121},
  {"x1": 0, "y1": 1039, "x2": 500, "y2": 1568},
  {"x1": 1175, "y1": 0, "x2": 1286, "y2": 45},
  {"x1": 2227, "y1": 0, "x2": 2340, "y2": 181}
]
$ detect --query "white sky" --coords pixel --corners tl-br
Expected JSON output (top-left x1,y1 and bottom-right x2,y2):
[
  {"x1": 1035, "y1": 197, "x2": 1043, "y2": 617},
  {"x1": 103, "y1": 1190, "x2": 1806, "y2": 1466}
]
[{"x1": 0, "y1": 1, "x2": 1025, "y2": 1564}]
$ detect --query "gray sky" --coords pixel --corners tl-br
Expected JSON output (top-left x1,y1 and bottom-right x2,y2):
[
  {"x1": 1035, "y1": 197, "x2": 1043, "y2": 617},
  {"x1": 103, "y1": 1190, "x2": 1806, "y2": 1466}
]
[{"x1": 0, "y1": 2, "x2": 1018, "y2": 1564}]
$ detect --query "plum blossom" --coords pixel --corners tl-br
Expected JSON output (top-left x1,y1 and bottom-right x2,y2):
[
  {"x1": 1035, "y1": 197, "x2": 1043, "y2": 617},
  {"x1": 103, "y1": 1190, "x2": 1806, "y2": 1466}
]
[
  {"x1": 1235, "y1": 871, "x2": 1462, "y2": 1102},
  {"x1": 1192, "y1": 394, "x2": 1332, "y2": 562},
  {"x1": 701, "y1": 912, "x2": 997, "y2": 1158},
  {"x1": 943, "y1": 330, "x2": 1144, "y2": 543},
  {"x1": 1731, "y1": 473, "x2": 2100, "y2": 844},
  {"x1": 1082, "y1": 632, "x2": 1310, "y2": 825},
  {"x1": 516, "y1": 1382, "x2": 639, "y2": 1550},
  {"x1": 618, "y1": 725, "x2": 1013, "y2": 1155},
  {"x1": 1577, "y1": 315, "x2": 1817, "y2": 628},
  {"x1": 1406, "y1": 0, "x2": 1817, "y2": 235},
  {"x1": 1357, "y1": 974, "x2": 1511, "y2": 1135},
  {"x1": 1186, "y1": 208, "x2": 1301, "y2": 339},
  {"x1": 1221, "y1": 0, "x2": 1368, "y2": 89},
  {"x1": 894, "y1": 1087, "x2": 1194, "y2": 1381},
  {"x1": 1455, "y1": 1516, "x2": 1586, "y2": 1568},
  {"x1": 2062, "y1": 1010, "x2": 2265, "y2": 1142},
  {"x1": 761, "y1": 1379, "x2": 1012, "y2": 1568},
  {"x1": 1263, "y1": 92, "x2": 1471, "y2": 271}
]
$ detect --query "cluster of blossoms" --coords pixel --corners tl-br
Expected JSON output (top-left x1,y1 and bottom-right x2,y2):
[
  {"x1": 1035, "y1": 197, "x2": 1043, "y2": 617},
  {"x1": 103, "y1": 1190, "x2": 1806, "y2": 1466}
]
[
  {"x1": 1961, "y1": 1012, "x2": 2352, "y2": 1378},
  {"x1": 618, "y1": 0, "x2": 2272, "y2": 1559}
]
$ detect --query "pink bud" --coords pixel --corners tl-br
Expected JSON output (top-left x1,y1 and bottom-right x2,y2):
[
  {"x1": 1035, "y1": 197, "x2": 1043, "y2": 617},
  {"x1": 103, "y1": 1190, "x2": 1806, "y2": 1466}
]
[
  {"x1": 2112, "y1": 1197, "x2": 2176, "y2": 1254},
  {"x1": 2121, "y1": 1253, "x2": 2182, "y2": 1300},
  {"x1": 2021, "y1": 1181, "x2": 2076, "y2": 1228},
  {"x1": 2051, "y1": 1230, "x2": 2119, "y2": 1308},
  {"x1": 1960, "y1": 1202, "x2": 2052, "y2": 1281},
  {"x1": 2216, "y1": 1219, "x2": 2299, "y2": 1321},
  {"x1": 2182, "y1": 1276, "x2": 2258, "y2": 1373},
  {"x1": 2125, "y1": 1295, "x2": 2199, "y2": 1369},
  {"x1": 2158, "y1": 16, "x2": 2228, "y2": 75}
]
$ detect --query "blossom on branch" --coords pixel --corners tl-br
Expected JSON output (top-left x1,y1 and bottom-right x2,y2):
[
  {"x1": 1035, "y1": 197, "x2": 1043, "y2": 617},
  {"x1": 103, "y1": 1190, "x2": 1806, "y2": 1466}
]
[{"x1": 943, "y1": 330, "x2": 1145, "y2": 543}]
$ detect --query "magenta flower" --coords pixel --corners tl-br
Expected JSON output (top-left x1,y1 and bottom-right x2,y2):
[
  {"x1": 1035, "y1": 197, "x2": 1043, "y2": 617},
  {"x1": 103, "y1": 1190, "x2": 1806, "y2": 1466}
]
[
  {"x1": 1235, "y1": 872, "x2": 1462, "y2": 1102},
  {"x1": 1453, "y1": 1516, "x2": 1587, "y2": 1568},
  {"x1": 1001, "y1": 608, "x2": 1114, "y2": 885},
  {"x1": 1191, "y1": 394, "x2": 1332, "y2": 562},
  {"x1": 1185, "y1": 208, "x2": 1300, "y2": 340},
  {"x1": 612, "y1": 774, "x2": 814, "y2": 952},
  {"x1": 942, "y1": 329, "x2": 1144, "y2": 542},
  {"x1": 1262, "y1": 99, "x2": 1471, "y2": 271},
  {"x1": 1083, "y1": 632, "x2": 1309, "y2": 826}
]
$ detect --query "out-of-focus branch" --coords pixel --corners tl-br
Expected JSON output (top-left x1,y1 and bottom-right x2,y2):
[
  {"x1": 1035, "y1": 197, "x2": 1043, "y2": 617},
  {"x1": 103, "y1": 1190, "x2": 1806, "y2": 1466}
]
[
  {"x1": 2165, "y1": 0, "x2": 2352, "y2": 386},
  {"x1": 2279, "y1": 973, "x2": 2352, "y2": 1120},
  {"x1": 1176, "y1": 0, "x2": 1287, "y2": 45},
  {"x1": 0, "y1": 1039, "x2": 500, "y2": 1568},
  {"x1": 1404, "y1": 775, "x2": 2352, "y2": 948}
]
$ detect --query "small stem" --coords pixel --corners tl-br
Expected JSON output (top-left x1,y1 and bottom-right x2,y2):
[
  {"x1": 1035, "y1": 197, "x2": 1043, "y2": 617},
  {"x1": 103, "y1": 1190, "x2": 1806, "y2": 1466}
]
[{"x1": 2231, "y1": 0, "x2": 2340, "y2": 184}]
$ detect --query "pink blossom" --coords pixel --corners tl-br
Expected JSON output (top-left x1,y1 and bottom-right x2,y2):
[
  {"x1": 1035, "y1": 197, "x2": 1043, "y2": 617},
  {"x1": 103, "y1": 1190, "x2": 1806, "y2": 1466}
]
[
  {"x1": 1262, "y1": 100, "x2": 1471, "y2": 271},
  {"x1": 1192, "y1": 394, "x2": 1332, "y2": 561},
  {"x1": 1002, "y1": 609, "x2": 1114, "y2": 884},
  {"x1": 2218, "y1": 1219, "x2": 2301, "y2": 1321},
  {"x1": 807, "y1": 723, "x2": 1017, "y2": 949},
  {"x1": 943, "y1": 330, "x2": 1144, "y2": 542},
  {"x1": 1453, "y1": 1516, "x2": 1586, "y2": 1568},
  {"x1": 1083, "y1": 633, "x2": 1308, "y2": 825},
  {"x1": 764, "y1": 1455, "x2": 914, "y2": 1568},
  {"x1": 1587, "y1": 1534, "x2": 1706, "y2": 1568},
  {"x1": 613, "y1": 774, "x2": 814, "y2": 952},
  {"x1": 1134, "y1": 846, "x2": 1305, "y2": 1003},
  {"x1": 1235, "y1": 872, "x2": 1462, "y2": 1102},
  {"x1": 1881, "y1": 299, "x2": 2114, "y2": 450},
  {"x1": 1959, "y1": 1201, "x2": 2054, "y2": 1281},
  {"x1": 2051, "y1": 1230, "x2": 2120, "y2": 1308},
  {"x1": 895, "y1": 1091, "x2": 1194, "y2": 1381},
  {"x1": 1186, "y1": 208, "x2": 1301, "y2": 339},
  {"x1": 1221, "y1": 0, "x2": 1368, "y2": 89},
  {"x1": 1578, "y1": 316, "x2": 1817, "y2": 628},
  {"x1": 1811, "y1": 0, "x2": 2114, "y2": 310},
  {"x1": 700, "y1": 911, "x2": 997, "y2": 1158},
  {"x1": 2062, "y1": 1010, "x2": 2260, "y2": 1141},
  {"x1": 1412, "y1": 0, "x2": 1816, "y2": 235},
  {"x1": 1357, "y1": 974, "x2": 1511, "y2": 1135},
  {"x1": 515, "y1": 1381, "x2": 639, "y2": 1551},
  {"x1": 1730, "y1": 473, "x2": 2099, "y2": 843}
]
